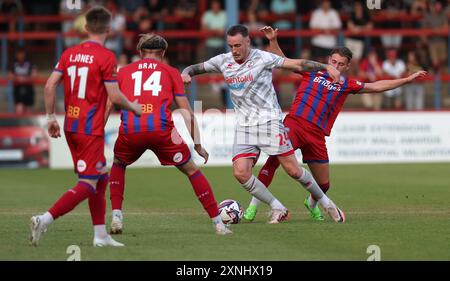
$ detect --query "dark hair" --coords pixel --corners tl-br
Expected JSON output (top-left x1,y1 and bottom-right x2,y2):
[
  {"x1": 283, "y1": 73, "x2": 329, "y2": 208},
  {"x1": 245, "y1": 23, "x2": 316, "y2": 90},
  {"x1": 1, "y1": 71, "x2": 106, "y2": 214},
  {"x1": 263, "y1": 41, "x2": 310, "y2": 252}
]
[
  {"x1": 330, "y1": 47, "x2": 353, "y2": 62},
  {"x1": 226, "y1": 24, "x2": 249, "y2": 37},
  {"x1": 85, "y1": 7, "x2": 112, "y2": 34}
]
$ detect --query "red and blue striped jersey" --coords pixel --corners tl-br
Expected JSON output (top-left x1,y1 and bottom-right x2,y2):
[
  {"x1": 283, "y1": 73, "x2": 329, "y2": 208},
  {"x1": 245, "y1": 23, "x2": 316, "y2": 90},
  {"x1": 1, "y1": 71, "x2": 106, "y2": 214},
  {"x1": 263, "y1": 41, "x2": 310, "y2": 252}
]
[
  {"x1": 54, "y1": 41, "x2": 118, "y2": 136},
  {"x1": 289, "y1": 71, "x2": 364, "y2": 136},
  {"x1": 117, "y1": 58, "x2": 185, "y2": 134}
]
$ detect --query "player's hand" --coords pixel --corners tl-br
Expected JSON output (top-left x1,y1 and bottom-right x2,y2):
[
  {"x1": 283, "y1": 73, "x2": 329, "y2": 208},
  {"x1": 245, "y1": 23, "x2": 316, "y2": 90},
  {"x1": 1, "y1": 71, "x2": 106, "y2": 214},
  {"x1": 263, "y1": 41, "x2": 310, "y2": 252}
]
[
  {"x1": 131, "y1": 99, "x2": 143, "y2": 117},
  {"x1": 181, "y1": 74, "x2": 192, "y2": 85},
  {"x1": 47, "y1": 121, "x2": 61, "y2": 138},
  {"x1": 260, "y1": 26, "x2": 278, "y2": 41},
  {"x1": 194, "y1": 144, "x2": 209, "y2": 164},
  {"x1": 326, "y1": 65, "x2": 341, "y2": 84},
  {"x1": 407, "y1": 70, "x2": 427, "y2": 82}
]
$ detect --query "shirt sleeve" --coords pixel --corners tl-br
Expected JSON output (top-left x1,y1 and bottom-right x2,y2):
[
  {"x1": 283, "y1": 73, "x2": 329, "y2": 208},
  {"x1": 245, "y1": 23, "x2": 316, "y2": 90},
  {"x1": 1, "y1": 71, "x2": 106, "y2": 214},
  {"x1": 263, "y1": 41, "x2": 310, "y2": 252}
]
[
  {"x1": 348, "y1": 78, "x2": 365, "y2": 94},
  {"x1": 101, "y1": 52, "x2": 118, "y2": 82},
  {"x1": 260, "y1": 50, "x2": 285, "y2": 69},
  {"x1": 203, "y1": 54, "x2": 224, "y2": 73}
]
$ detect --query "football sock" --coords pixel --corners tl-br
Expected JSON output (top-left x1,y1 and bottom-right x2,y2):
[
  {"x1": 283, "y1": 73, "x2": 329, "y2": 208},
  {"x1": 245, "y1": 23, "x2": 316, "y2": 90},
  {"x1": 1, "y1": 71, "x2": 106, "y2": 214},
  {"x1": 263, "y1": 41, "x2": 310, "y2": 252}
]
[
  {"x1": 94, "y1": 225, "x2": 108, "y2": 239},
  {"x1": 211, "y1": 215, "x2": 222, "y2": 225},
  {"x1": 296, "y1": 168, "x2": 325, "y2": 202},
  {"x1": 188, "y1": 170, "x2": 219, "y2": 218},
  {"x1": 88, "y1": 173, "x2": 108, "y2": 225},
  {"x1": 257, "y1": 156, "x2": 280, "y2": 188},
  {"x1": 112, "y1": 209, "x2": 123, "y2": 219},
  {"x1": 308, "y1": 182, "x2": 330, "y2": 209},
  {"x1": 110, "y1": 163, "x2": 126, "y2": 211},
  {"x1": 242, "y1": 175, "x2": 284, "y2": 210},
  {"x1": 48, "y1": 181, "x2": 95, "y2": 220},
  {"x1": 40, "y1": 211, "x2": 54, "y2": 226}
]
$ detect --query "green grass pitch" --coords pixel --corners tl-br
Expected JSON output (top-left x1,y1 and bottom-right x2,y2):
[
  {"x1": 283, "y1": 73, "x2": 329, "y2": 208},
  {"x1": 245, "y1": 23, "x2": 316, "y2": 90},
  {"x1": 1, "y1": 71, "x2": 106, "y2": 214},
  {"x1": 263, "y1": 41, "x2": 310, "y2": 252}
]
[{"x1": 0, "y1": 163, "x2": 449, "y2": 260}]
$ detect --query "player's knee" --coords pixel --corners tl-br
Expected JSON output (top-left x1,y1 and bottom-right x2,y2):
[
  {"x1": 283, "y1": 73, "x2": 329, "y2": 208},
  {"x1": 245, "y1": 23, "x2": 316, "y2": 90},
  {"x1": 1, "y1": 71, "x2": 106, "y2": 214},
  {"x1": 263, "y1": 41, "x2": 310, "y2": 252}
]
[
  {"x1": 177, "y1": 160, "x2": 197, "y2": 176},
  {"x1": 285, "y1": 165, "x2": 302, "y2": 179},
  {"x1": 233, "y1": 167, "x2": 251, "y2": 184}
]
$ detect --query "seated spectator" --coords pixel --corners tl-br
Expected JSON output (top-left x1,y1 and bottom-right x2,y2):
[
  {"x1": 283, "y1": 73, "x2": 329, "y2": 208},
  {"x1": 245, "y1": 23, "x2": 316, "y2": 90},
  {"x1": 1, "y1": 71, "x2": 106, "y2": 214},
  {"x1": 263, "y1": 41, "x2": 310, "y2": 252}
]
[
  {"x1": 346, "y1": 0, "x2": 373, "y2": 60},
  {"x1": 379, "y1": 0, "x2": 404, "y2": 49},
  {"x1": 0, "y1": 0, "x2": 23, "y2": 33},
  {"x1": 145, "y1": 0, "x2": 168, "y2": 28},
  {"x1": 105, "y1": 0, "x2": 126, "y2": 57},
  {"x1": 309, "y1": 0, "x2": 342, "y2": 63},
  {"x1": 421, "y1": 1, "x2": 449, "y2": 73},
  {"x1": 382, "y1": 48, "x2": 406, "y2": 109},
  {"x1": 59, "y1": 0, "x2": 85, "y2": 47},
  {"x1": 359, "y1": 48, "x2": 384, "y2": 111},
  {"x1": 173, "y1": 0, "x2": 197, "y2": 65},
  {"x1": 271, "y1": 0, "x2": 296, "y2": 57},
  {"x1": 8, "y1": 47, "x2": 37, "y2": 114},
  {"x1": 201, "y1": 0, "x2": 227, "y2": 59},
  {"x1": 245, "y1": 11, "x2": 265, "y2": 49},
  {"x1": 404, "y1": 51, "x2": 425, "y2": 110},
  {"x1": 241, "y1": 0, "x2": 270, "y2": 17}
]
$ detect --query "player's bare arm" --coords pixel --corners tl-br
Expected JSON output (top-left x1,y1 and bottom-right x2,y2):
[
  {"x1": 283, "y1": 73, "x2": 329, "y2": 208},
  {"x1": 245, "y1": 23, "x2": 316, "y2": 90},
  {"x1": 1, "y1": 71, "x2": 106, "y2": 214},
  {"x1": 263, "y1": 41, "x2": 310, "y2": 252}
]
[
  {"x1": 260, "y1": 26, "x2": 285, "y2": 57},
  {"x1": 104, "y1": 82, "x2": 143, "y2": 117},
  {"x1": 44, "y1": 71, "x2": 63, "y2": 138},
  {"x1": 175, "y1": 95, "x2": 209, "y2": 164},
  {"x1": 181, "y1": 63, "x2": 208, "y2": 84},
  {"x1": 104, "y1": 98, "x2": 113, "y2": 124},
  {"x1": 282, "y1": 59, "x2": 340, "y2": 83},
  {"x1": 360, "y1": 70, "x2": 427, "y2": 94}
]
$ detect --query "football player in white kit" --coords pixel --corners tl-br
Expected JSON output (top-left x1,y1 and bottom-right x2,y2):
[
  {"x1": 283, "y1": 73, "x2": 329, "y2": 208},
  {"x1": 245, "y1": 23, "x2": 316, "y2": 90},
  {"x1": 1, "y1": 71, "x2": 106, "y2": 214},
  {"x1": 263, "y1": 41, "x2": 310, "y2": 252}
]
[{"x1": 182, "y1": 25, "x2": 345, "y2": 224}]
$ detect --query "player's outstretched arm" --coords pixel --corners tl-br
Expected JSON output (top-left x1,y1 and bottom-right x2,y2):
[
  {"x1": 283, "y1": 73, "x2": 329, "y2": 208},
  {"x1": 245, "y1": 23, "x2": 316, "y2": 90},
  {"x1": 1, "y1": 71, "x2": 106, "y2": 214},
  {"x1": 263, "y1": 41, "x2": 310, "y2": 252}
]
[
  {"x1": 174, "y1": 95, "x2": 209, "y2": 164},
  {"x1": 260, "y1": 26, "x2": 285, "y2": 57},
  {"x1": 281, "y1": 58, "x2": 341, "y2": 83},
  {"x1": 104, "y1": 82, "x2": 142, "y2": 117},
  {"x1": 44, "y1": 71, "x2": 63, "y2": 138},
  {"x1": 360, "y1": 70, "x2": 427, "y2": 94},
  {"x1": 181, "y1": 63, "x2": 208, "y2": 84}
]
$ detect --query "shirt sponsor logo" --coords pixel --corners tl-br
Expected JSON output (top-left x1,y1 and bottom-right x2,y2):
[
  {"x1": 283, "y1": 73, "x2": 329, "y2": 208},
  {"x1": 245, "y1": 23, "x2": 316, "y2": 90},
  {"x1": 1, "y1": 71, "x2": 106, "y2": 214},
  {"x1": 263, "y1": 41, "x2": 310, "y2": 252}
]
[
  {"x1": 226, "y1": 74, "x2": 254, "y2": 90},
  {"x1": 313, "y1": 76, "x2": 342, "y2": 92}
]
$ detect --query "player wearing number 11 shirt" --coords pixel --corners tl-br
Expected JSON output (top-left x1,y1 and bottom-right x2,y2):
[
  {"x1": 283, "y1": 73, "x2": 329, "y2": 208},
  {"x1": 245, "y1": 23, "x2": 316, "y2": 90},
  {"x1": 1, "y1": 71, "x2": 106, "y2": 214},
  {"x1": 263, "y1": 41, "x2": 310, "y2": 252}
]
[
  {"x1": 29, "y1": 7, "x2": 142, "y2": 247},
  {"x1": 107, "y1": 34, "x2": 231, "y2": 235}
]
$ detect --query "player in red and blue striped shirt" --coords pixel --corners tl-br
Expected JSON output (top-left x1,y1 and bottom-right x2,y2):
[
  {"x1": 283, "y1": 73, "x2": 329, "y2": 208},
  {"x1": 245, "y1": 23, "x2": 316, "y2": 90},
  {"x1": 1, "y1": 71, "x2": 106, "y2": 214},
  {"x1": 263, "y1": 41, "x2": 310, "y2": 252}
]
[
  {"x1": 244, "y1": 26, "x2": 427, "y2": 222},
  {"x1": 107, "y1": 34, "x2": 231, "y2": 235}
]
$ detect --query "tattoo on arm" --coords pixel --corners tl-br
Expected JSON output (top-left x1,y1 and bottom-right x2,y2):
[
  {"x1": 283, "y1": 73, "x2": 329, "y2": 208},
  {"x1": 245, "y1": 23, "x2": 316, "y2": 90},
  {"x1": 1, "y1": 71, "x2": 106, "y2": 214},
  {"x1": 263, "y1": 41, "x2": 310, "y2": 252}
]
[
  {"x1": 182, "y1": 63, "x2": 207, "y2": 76},
  {"x1": 300, "y1": 60, "x2": 328, "y2": 72}
]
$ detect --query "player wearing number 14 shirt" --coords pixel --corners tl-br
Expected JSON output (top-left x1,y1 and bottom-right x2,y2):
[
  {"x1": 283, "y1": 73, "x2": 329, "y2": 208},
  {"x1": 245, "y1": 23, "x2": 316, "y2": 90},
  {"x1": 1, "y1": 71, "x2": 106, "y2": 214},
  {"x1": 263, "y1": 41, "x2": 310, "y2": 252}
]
[
  {"x1": 108, "y1": 34, "x2": 231, "y2": 235},
  {"x1": 29, "y1": 7, "x2": 142, "y2": 247}
]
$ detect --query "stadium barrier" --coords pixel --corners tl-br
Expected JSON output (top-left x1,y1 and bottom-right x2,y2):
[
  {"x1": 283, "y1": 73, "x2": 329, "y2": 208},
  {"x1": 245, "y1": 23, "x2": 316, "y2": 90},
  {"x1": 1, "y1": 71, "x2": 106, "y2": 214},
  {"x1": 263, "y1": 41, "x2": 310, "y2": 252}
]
[{"x1": 38, "y1": 111, "x2": 450, "y2": 169}]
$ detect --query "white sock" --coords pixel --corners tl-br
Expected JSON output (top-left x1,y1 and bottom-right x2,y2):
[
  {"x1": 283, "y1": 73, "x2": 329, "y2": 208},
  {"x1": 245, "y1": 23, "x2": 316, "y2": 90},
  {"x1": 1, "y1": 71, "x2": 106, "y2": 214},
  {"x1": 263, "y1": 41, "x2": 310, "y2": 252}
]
[
  {"x1": 242, "y1": 175, "x2": 284, "y2": 210},
  {"x1": 112, "y1": 209, "x2": 123, "y2": 220},
  {"x1": 296, "y1": 168, "x2": 325, "y2": 200},
  {"x1": 318, "y1": 194, "x2": 331, "y2": 208},
  {"x1": 249, "y1": 196, "x2": 261, "y2": 207},
  {"x1": 211, "y1": 215, "x2": 222, "y2": 225},
  {"x1": 94, "y1": 225, "x2": 108, "y2": 239},
  {"x1": 40, "y1": 212, "x2": 54, "y2": 226}
]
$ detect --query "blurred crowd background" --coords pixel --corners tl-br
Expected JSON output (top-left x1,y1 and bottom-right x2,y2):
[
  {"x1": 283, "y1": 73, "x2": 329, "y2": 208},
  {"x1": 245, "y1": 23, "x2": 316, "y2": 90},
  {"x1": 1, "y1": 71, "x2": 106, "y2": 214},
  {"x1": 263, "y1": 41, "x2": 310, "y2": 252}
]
[{"x1": 0, "y1": 0, "x2": 449, "y2": 114}]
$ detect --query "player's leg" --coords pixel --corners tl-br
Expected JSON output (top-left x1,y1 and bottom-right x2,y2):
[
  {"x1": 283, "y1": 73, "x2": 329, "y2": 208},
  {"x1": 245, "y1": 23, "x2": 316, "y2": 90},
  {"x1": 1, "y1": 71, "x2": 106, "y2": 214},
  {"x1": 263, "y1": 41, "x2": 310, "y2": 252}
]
[
  {"x1": 109, "y1": 133, "x2": 144, "y2": 235},
  {"x1": 304, "y1": 162, "x2": 330, "y2": 219},
  {"x1": 277, "y1": 154, "x2": 344, "y2": 222},
  {"x1": 233, "y1": 157, "x2": 289, "y2": 224},
  {"x1": 177, "y1": 160, "x2": 231, "y2": 235}
]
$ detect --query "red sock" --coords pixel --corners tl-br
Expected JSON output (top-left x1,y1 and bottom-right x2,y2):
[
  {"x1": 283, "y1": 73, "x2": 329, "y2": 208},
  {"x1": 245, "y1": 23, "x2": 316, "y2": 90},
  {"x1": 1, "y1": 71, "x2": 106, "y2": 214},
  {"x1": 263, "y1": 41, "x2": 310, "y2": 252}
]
[
  {"x1": 319, "y1": 182, "x2": 330, "y2": 194},
  {"x1": 88, "y1": 174, "x2": 108, "y2": 225},
  {"x1": 188, "y1": 170, "x2": 219, "y2": 218},
  {"x1": 48, "y1": 182, "x2": 95, "y2": 220},
  {"x1": 257, "y1": 156, "x2": 280, "y2": 188},
  {"x1": 109, "y1": 163, "x2": 126, "y2": 210}
]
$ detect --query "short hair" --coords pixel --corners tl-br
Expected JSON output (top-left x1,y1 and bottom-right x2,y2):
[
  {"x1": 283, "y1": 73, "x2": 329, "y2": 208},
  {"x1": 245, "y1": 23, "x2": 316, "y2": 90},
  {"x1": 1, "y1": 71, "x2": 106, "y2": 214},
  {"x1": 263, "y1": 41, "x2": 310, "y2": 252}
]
[
  {"x1": 136, "y1": 34, "x2": 168, "y2": 52},
  {"x1": 85, "y1": 7, "x2": 112, "y2": 35},
  {"x1": 330, "y1": 47, "x2": 353, "y2": 62},
  {"x1": 226, "y1": 24, "x2": 249, "y2": 37}
]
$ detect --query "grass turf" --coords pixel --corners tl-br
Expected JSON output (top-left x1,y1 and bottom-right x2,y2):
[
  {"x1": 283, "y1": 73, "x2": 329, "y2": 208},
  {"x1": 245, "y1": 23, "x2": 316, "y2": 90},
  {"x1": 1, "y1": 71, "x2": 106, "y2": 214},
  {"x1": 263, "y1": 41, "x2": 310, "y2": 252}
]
[{"x1": 0, "y1": 163, "x2": 449, "y2": 260}]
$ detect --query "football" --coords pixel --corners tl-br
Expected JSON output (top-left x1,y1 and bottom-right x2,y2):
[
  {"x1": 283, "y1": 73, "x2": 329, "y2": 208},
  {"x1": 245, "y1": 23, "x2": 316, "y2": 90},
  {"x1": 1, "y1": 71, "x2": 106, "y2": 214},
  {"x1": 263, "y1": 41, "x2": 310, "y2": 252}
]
[{"x1": 218, "y1": 199, "x2": 243, "y2": 224}]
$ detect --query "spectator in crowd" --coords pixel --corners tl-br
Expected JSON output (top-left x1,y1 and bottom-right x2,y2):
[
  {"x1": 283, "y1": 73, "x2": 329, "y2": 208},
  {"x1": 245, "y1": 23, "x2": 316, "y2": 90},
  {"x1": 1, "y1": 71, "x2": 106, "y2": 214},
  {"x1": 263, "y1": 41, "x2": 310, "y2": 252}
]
[
  {"x1": 145, "y1": 0, "x2": 168, "y2": 28},
  {"x1": 126, "y1": 15, "x2": 153, "y2": 61},
  {"x1": 270, "y1": 0, "x2": 296, "y2": 57},
  {"x1": 359, "y1": 48, "x2": 384, "y2": 111},
  {"x1": 8, "y1": 47, "x2": 37, "y2": 114},
  {"x1": 346, "y1": 0, "x2": 373, "y2": 60},
  {"x1": 309, "y1": 0, "x2": 342, "y2": 63},
  {"x1": 173, "y1": 0, "x2": 197, "y2": 65},
  {"x1": 404, "y1": 50, "x2": 425, "y2": 110},
  {"x1": 201, "y1": 0, "x2": 227, "y2": 59},
  {"x1": 380, "y1": 0, "x2": 404, "y2": 49},
  {"x1": 382, "y1": 48, "x2": 406, "y2": 109},
  {"x1": 0, "y1": 0, "x2": 22, "y2": 32},
  {"x1": 245, "y1": 11, "x2": 266, "y2": 49},
  {"x1": 104, "y1": 0, "x2": 126, "y2": 57},
  {"x1": 241, "y1": 0, "x2": 270, "y2": 17},
  {"x1": 59, "y1": 0, "x2": 85, "y2": 47},
  {"x1": 421, "y1": 0, "x2": 449, "y2": 73}
]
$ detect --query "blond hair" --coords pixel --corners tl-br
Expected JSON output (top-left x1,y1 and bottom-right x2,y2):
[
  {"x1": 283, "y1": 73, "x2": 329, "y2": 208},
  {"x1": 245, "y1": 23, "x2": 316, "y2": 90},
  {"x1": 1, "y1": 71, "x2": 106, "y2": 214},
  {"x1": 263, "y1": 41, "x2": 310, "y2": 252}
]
[{"x1": 136, "y1": 34, "x2": 168, "y2": 53}]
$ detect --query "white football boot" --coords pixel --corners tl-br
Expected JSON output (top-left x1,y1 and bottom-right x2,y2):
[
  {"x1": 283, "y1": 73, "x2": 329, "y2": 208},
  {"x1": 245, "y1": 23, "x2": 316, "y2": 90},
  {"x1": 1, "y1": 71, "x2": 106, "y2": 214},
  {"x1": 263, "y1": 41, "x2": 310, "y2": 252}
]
[
  {"x1": 110, "y1": 211, "x2": 123, "y2": 235},
  {"x1": 323, "y1": 200, "x2": 346, "y2": 223},
  {"x1": 215, "y1": 223, "x2": 232, "y2": 235},
  {"x1": 93, "y1": 235, "x2": 125, "y2": 247},
  {"x1": 29, "y1": 215, "x2": 48, "y2": 246}
]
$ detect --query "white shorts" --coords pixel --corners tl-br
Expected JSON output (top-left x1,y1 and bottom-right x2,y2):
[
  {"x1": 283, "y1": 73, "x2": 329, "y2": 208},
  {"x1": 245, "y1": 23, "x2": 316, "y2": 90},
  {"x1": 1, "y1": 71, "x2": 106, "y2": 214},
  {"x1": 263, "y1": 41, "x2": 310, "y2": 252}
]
[{"x1": 232, "y1": 120, "x2": 294, "y2": 163}]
